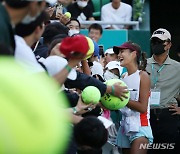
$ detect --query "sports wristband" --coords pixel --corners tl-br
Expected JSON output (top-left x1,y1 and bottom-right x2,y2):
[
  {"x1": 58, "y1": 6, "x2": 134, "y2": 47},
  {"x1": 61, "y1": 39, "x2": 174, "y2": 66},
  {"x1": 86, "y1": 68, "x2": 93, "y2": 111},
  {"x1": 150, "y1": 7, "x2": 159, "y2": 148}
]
[
  {"x1": 65, "y1": 65, "x2": 72, "y2": 73},
  {"x1": 111, "y1": 85, "x2": 115, "y2": 95}
]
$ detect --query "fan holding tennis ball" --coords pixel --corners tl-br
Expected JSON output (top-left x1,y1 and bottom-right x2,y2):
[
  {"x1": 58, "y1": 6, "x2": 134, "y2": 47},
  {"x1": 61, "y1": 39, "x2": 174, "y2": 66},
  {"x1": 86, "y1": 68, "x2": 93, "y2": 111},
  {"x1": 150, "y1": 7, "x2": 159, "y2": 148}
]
[
  {"x1": 64, "y1": 12, "x2": 71, "y2": 18},
  {"x1": 101, "y1": 79, "x2": 130, "y2": 110},
  {"x1": 81, "y1": 86, "x2": 101, "y2": 105}
]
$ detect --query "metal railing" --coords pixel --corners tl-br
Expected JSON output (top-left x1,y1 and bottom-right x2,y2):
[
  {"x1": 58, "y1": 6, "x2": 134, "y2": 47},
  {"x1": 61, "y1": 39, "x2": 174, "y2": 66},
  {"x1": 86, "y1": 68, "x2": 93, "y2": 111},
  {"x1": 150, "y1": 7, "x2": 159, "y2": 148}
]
[
  {"x1": 79, "y1": 21, "x2": 140, "y2": 30},
  {"x1": 50, "y1": 20, "x2": 140, "y2": 30}
]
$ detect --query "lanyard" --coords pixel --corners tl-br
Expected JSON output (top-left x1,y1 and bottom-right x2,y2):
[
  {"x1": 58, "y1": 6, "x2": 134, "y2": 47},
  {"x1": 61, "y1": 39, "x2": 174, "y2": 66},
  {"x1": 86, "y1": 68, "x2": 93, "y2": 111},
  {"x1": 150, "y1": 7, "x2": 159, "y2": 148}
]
[{"x1": 151, "y1": 64, "x2": 165, "y2": 88}]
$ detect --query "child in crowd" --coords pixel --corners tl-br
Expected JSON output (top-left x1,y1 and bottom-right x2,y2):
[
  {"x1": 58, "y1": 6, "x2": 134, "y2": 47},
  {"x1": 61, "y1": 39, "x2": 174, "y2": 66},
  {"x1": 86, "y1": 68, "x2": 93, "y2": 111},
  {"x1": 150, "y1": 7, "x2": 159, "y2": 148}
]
[{"x1": 74, "y1": 116, "x2": 108, "y2": 154}]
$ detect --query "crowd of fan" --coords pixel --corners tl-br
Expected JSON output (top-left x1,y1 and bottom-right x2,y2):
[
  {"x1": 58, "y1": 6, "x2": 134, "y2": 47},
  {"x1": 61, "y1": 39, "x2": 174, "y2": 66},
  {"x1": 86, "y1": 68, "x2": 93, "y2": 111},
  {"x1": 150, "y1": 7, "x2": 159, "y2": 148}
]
[{"x1": 0, "y1": 1, "x2": 179, "y2": 154}]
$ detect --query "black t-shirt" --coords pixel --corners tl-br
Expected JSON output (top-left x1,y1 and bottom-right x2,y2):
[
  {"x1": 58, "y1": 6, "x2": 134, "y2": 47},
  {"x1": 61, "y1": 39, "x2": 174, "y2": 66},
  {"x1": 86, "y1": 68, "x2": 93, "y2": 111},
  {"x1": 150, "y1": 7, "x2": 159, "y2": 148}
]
[
  {"x1": 67, "y1": 2, "x2": 93, "y2": 20},
  {"x1": 65, "y1": 71, "x2": 107, "y2": 96},
  {"x1": 0, "y1": 3, "x2": 15, "y2": 55}
]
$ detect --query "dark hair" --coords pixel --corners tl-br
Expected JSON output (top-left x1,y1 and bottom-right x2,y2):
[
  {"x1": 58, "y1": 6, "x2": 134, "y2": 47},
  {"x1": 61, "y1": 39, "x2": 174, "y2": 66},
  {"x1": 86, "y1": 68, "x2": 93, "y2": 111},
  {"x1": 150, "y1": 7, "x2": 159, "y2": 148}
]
[
  {"x1": 42, "y1": 22, "x2": 69, "y2": 45},
  {"x1": 5, "y1": 0, "x2": 42, "y2": 8},
  {"x1": 51, "y1": 34, "x2": 68, "y2": 44},
  {"x1": 5, "y1": 0, "x2": 30, "y2": 8},
  {"x1": 47, "y1": 34, "x2": 68, "y2": 55},
  {"x1": 139, "y1": 52, "x2": 147, "y2": 71},
  {"x1": 15, "y1": 11, "x2": 49, "y2": 37},
  {"x1": 66, "y1": 18, "x2": 81, "y2": 28},
  {"x1": 176, "y1": 45, "x2": 180, "y2": 53},
  {"x1": 88, "y1": 23, "x2": 103, "y2": 35},
  {"x1": 127, "y1": 41, "x2": 147, "y2": 70},
  {"x1": 74, "y1": 116, "x2": 108, "y2": 149}
]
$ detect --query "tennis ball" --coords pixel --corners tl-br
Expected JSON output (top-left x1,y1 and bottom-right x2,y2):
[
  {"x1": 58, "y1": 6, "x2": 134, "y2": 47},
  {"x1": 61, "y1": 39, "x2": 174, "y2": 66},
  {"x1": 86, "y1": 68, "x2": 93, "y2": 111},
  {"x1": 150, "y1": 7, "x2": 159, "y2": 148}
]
[
  {"x1": 101, "y1": 79, "x2": 130, "y2": 110},
  {"x1": 81, "y1": 86, "x2": 101, "y2": 104},
  {"x1": 64, "y1": 12, "x2": 71, "y2": 18},
  {"x1": 84, "y1": 37, "x2": 94, "y2": 60},
  {"x1": 0, "y1": 57, "x2": 71, "y2": 154}
]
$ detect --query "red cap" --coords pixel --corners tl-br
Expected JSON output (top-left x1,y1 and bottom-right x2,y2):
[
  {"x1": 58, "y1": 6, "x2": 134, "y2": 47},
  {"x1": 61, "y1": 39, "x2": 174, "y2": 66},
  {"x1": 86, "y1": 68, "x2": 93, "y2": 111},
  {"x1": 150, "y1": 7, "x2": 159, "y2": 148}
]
[
  {"x1": 113, "y1": 42, "x2": 141, "y2": 56},
  {"x1": 60, "y1": 35, "x2": 89, "y2": 58}
]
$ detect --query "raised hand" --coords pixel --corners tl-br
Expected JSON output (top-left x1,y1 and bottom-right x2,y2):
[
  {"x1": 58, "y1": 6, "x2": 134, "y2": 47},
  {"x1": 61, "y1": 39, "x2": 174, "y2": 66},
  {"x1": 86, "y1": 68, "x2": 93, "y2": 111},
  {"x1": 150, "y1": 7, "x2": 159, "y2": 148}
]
[
  {"x1": 74, "y1": 96, "x2": 97, "y2": 115},
  {"x1": 112, "y1": 82, "x2": 128, "y2": 101}
]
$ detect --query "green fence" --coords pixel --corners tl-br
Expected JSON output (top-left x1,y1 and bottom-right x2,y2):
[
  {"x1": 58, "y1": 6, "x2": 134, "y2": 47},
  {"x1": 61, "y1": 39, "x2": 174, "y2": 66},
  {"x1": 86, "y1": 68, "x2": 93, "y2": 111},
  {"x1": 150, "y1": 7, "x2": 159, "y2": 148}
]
[
  {"x1": 80, "y1": 29, "x2": 151, "y2": 57},
  {"x1": 128, "y1": 30, "x2": 151, "y2": 57}
]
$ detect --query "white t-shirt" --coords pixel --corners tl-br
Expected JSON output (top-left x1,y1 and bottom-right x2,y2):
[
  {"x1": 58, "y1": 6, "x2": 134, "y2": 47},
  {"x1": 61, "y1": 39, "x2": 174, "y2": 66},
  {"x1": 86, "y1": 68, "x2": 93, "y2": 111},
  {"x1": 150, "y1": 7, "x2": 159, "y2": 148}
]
[
  {"x1": 15, "y1": 35, "x2": 45, "y2": 73},
  {"x1": 101, "y1": 2, "x2": 132, "y2": 29}
]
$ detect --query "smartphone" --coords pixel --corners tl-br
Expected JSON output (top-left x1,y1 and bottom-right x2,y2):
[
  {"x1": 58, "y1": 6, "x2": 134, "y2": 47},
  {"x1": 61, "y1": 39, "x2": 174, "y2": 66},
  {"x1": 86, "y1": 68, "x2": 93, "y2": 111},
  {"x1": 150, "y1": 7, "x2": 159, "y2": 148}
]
[
  {"x1": 99, "y1": 45, "x2": 105, "y2": 58},
  {"x1": 56, "y1": 3, "x2": 63, "y2": 17}
]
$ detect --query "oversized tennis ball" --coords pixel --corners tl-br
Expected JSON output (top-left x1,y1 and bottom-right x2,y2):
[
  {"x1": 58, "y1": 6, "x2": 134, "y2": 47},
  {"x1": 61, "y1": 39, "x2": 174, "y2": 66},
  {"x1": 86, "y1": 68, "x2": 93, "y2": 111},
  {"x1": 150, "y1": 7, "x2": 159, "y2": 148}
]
[
  {"x1": 0, "y1": 57, "x2": 71, "y2": 154},
  {"x1": 101, "y1": 79, "x2": 130, "y2": 110},
  {"x1": 64, "y1": 12, "x2": 71, "y2": 18},
  {"x1": 81, "y1": 86, "x2": 101, "y2": 104},
  {"x1": 83, "y1": 37, "x2": 94, "y2": 60}
]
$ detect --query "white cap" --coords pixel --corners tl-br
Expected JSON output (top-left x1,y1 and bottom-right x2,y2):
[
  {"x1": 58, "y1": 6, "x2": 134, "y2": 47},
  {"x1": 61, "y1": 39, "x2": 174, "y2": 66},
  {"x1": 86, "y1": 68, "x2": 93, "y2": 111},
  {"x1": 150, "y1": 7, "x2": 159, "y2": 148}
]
[
  {"x1": 91, "y1": 61, "x2": 104, "y2": 78},
  {"x1": 39, "y1": 56, "x2": 77, "y2": 80},
  {"x1": 104, "y1": 48, "x2": 115, "y2": 55},
  {"x1": 151, "y1": 28, "x2": 171, "y2": 41},
  {"x1": 105, "y1": 61, "x2": 123, "y2": 75}
]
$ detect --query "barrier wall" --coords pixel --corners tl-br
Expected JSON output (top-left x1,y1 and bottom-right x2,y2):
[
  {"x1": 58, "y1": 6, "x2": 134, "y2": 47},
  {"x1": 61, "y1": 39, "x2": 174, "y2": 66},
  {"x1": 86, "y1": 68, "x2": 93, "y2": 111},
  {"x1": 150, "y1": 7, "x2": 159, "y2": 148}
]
[
  {"x1": 80, "y1": 29, "x2": 128, "y2": 51},
  {"x1": 128, "y1": 30, "x2": 151, "y2": 57},
  {"x1": 80, "y1": 29, "x2": 151, "y2": 57}
]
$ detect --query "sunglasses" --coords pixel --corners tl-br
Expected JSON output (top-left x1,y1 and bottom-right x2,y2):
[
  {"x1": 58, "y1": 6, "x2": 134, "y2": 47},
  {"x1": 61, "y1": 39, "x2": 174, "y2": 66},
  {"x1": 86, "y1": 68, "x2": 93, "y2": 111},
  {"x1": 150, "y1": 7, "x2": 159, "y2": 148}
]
[{"x1": 151, "y1": 38, "x2": 165, "y2": 45}]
